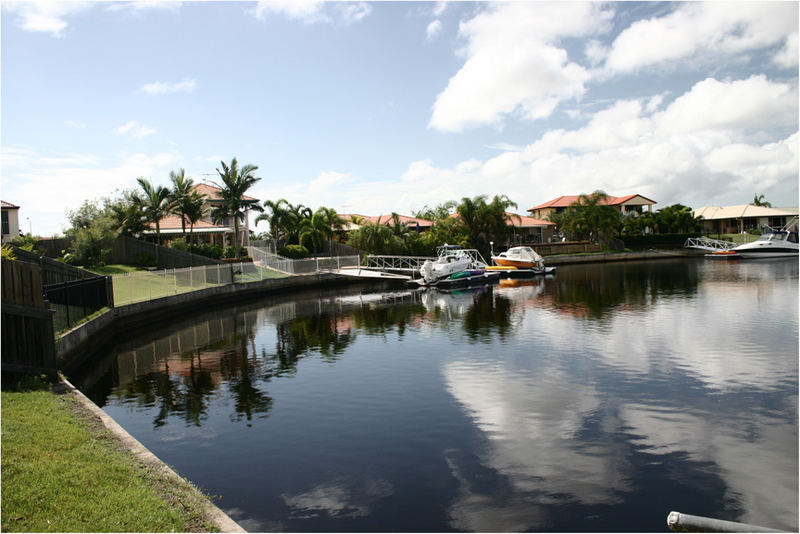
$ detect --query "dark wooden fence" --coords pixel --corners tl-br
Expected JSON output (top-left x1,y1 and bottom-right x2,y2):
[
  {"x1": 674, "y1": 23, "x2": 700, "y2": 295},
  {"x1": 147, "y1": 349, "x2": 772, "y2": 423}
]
[
  {"x1": 533, "y1": 241, "x2": 603, "y2": 256},
  {"x1": 12, "y1": 247, "x2": 96, "y2": 285},
  {"x1": 1, "y1": 260, "x2": 56, "y2": 374},
  {"x1": 110, "y1": 235, "x2": 224, "y2": 269}
]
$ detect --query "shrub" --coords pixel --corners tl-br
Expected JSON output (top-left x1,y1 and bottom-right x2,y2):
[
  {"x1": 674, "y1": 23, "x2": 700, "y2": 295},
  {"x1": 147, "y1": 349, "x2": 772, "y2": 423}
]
[
  {"x1": 279, "y1": 245, "x2": 309, "y2": 259},
  {"x1": 1, "y1": 244, "x2": 16, "y2": 261},
  {"x1": 167, "y1": 239, "x2": 189, "y2": 252},
  {"x1": 621, "y1": 233, "x2": 701, "y2": 249},
  {"x1": 222, "y1": 245, "x2": 247, "y2": 259},
  {"x1": 188, "y1": 243, "x2": 223, "y2": 259}
]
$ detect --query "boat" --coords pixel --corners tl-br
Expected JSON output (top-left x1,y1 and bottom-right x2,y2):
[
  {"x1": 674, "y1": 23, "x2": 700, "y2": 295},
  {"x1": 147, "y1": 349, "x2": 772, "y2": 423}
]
[
  {"x1": 728, "y1": 218, "x2": 798, "y2": 259},
  {"x1": 412, "y1": 269, "x2": 500, "y2": 289},
  {"x1": 416, "y1": 245, "x2": 489, "y2": 285},
  {"x1": 491, "y1": 246, "x2": 546, "y2": 269}
]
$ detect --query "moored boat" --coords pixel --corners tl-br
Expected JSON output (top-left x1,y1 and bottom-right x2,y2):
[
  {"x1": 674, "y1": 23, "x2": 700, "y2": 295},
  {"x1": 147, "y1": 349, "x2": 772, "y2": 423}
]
[
  {"x1": 729, "y1": 218, "x2": 798, "y2": 259},
  {"x1": 417, "y1": 245, "x2": 489, "y2": 285},
  {"x1": 491, "y1": 246, "x2": 546, "y2": 269}
]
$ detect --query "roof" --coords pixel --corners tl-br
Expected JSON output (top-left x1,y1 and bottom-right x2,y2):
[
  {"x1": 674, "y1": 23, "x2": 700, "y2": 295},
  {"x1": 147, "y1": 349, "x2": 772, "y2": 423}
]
[
  {"x1": 528, "y1": 193, "x2": 656, "y2": 211},
  {"x1": 341, "y1": 213, "x2": 434, "y2": 229},
  {"x1": 1, "y1": 201, "x2": 20, "y2": 209},
  {"x1": 194, "y1": 183, "x2": 258, "y2": 202},
  {"x1": 504, "y1": 212, "x2": 555, "y2": 228},
  {"x1": 693, "y1": 205, "x2": 799, "y2": 220},
  {"x1": 147, "y1": 215, "x2": 232, "y2": 233}
]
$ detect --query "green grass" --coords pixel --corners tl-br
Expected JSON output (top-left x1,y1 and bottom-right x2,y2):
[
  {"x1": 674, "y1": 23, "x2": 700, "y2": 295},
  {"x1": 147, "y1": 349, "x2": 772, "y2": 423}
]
[
  {"x1": 1, "y1": 385, "x2": 219, "y2": 532},
  {"x1": 82, "y1": 264, "x2": 145, "y2": 276}
]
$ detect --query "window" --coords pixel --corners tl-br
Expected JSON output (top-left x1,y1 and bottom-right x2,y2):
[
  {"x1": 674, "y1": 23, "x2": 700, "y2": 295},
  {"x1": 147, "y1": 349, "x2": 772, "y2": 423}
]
[{"x1": 1, "y1": 210, "x2": 8, "y2": 236}]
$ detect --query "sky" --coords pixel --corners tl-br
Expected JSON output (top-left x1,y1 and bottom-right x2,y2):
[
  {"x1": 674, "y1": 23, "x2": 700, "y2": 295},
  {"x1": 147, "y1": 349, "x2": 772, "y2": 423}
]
[{"x1": 2, "y1": 0, "x2": 798, "y2": 237}]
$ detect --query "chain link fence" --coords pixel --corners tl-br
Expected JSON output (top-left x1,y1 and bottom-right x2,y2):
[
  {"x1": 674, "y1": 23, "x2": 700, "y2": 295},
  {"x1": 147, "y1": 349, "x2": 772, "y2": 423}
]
[{"x1": 112, "y1": 254, "x2": 361, "y2": 306}]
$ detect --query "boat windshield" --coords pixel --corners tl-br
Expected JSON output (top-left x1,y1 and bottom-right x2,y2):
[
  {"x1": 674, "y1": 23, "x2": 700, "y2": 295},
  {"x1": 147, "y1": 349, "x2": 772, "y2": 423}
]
[{"x1": 758, "y1": 231, "x2": 788, "y2": 242}]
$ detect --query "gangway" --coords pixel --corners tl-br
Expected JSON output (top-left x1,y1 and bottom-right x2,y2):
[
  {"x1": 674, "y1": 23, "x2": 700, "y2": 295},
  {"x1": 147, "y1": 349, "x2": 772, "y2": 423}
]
[
  {"x1": 684, "y1": 236, "x2": 737, "y2": 252},
  {"x1": 362, "y1": 255, "x2": 434, "y2": 275}
]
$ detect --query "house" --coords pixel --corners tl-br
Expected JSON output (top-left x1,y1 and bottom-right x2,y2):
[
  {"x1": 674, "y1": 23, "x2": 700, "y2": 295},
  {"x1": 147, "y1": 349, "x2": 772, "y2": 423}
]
[
  {"x1": 504, "y1": 212, "x2": 557, "y2": 244},
  {"x1": 1, "y1": 201, "x2": 20, "y2": 244},
  {"x1": 528, "y1": 194, "x2": 657, "y2": 220},
  {"x1": 693, "y1": 205, "x2": 798, "y2": 234},
  {"x1": 144, "y1": 183, "x2": 258, "y2": 248}
]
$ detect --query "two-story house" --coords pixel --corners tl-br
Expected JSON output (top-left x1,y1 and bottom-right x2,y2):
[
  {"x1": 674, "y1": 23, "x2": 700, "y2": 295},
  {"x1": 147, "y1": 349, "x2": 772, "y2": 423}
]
[
  {"x1": 144, "y1": 183, "x2": 258, "y2": 248},
  {"x1": 528, "y1": 194, "x2": 656, "y2": 220},
  {"x1": 1, "y1": 201, "x2": 21, "y2": 244}
]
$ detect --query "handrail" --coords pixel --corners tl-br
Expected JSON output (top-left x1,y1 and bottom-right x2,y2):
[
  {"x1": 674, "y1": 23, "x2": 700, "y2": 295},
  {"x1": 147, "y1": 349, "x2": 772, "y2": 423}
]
[{"x1": 684, "y1": 237, "x2": 737, "y2": 252}]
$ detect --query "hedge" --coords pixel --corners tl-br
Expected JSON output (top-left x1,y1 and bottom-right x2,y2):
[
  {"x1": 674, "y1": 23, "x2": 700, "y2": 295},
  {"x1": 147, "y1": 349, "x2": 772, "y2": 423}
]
[{"x1": 621, "y1": 233, "x2": 701, "y2": 249}]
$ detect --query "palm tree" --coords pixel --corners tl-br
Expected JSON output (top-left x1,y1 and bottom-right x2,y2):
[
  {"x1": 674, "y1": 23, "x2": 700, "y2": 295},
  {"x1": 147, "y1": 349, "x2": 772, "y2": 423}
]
[
  {"x1": 183, "y1": 192, "x2": 208, "y2": 245},
  {"x1": 566, "y1": 191, "x2": 621, "y2": 243},
  {"x1": 133, "y1": 177, "x2": 173, "y2": 245},
  {"x1": 753, "y1": 193, "x2": 772, "y2": 208},
  {"x1": 169, "y1": 169, "x2": 206, "y2": 242},
  {"x1": 211, "y1": 158, "x2": 264, "y2": 258}
]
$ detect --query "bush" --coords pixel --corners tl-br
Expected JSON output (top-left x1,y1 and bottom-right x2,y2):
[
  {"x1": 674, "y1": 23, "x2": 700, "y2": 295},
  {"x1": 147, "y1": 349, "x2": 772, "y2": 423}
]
[
  {"x1": 621, "y1": 233, "x2": 701, "y2": 249},
  {"x1": 1, "y1": 244, "x2": 16, "y2": 261},
  {"x1": 222, "y1": 246, "x2": 247, "y2": 259},
  {"x1": 188, "y1": 243, "x2": 223, "y2": 259},
  {"x1": 279, "y1": 245, "x2": 309, "y2": 259},
  {"x1": 167, "y1": 239, "x2": 189, "y2": 252}
]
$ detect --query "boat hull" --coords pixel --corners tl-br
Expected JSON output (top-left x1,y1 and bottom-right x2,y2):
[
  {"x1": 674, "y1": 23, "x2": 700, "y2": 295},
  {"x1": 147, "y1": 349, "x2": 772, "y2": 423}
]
[{"x1": 492, "y1": 257, "x2": 539, "y2": 268}]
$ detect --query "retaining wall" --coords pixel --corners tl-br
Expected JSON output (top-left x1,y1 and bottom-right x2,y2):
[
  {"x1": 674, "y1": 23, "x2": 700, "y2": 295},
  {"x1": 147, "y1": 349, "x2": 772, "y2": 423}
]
[{"x1": 56, "y1": 272, "x2": 358, "y2": 371}]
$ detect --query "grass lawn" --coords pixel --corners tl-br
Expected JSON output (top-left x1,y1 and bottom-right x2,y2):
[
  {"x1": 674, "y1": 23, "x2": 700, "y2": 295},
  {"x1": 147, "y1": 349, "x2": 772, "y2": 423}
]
[
  {"x1": 83, "y1": 264, "x2": 145, "y2": 276},
  {"x1": 1, "y1": 380, "x2": 219, "y2": 533}
]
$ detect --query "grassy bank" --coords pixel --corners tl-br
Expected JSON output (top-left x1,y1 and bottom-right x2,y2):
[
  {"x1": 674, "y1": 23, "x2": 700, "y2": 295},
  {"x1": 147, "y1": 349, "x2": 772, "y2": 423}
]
[{"x1": 1, "y1": 379, "x2": 219, "y2": 532}]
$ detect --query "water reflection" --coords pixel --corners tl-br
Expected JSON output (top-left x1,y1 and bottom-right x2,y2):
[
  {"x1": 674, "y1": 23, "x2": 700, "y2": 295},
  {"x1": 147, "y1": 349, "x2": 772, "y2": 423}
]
[{"x1": 76, "y1": 260, "x2": 798, "y2": 532}]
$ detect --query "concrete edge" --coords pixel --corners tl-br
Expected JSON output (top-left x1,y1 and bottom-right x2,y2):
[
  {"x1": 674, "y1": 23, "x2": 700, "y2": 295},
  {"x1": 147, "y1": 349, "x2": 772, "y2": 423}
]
[{"x1": 56, "y1": 376, "x2": 246, "y2": 533}]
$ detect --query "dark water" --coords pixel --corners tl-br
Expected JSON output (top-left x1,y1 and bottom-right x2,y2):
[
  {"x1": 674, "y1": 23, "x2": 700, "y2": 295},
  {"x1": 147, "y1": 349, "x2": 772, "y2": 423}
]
[{"x1": 74, "y1": 259, "x2": 799, "y2": 532}]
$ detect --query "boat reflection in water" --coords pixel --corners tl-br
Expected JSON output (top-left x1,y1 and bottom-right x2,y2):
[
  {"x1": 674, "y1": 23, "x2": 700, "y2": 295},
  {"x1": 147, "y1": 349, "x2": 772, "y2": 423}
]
[{"x1": 76, "y1": 260, "x2": 798, "y2": 532}]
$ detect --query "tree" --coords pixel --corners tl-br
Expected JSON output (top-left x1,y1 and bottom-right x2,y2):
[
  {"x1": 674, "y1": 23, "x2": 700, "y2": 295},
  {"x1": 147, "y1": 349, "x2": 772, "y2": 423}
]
[
  {"x1": 183, "y1": 192, "x2": 208, "y2": 245},
  {"x1": 455, "y1": 194, "x2": 518, "y2": 257},
  {"x1": 65, "y1": 199, "x2": 119, "y2": 266},
  {"x1": 753, "y1": 193, "x2": 772, "y2": 208},
  {"x1": 211, "y1": 158, "x2": 264, "y2": 258},
  {"x1": 133, "y1": 178, "x2": 173, "y2": 246},
  {"x1": 169, "y1": 169, "x2": 207, "y2": 242},
  {"x1": 107, "y1": 190, "x2": 147, "y2": 237},
  {"x1": 654, "y1": 204, "x2": 702, "y2": 233},
  {"x1": 564, "y1": 191, "x2": 621, "y2": 243},
  {"x1": 298, "y1": 209, "x2": 334, "y2": 254}
]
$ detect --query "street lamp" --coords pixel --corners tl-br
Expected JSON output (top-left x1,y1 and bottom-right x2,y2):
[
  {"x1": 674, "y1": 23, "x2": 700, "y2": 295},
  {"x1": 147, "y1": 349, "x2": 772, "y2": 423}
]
[{"x1": 26, "y1": 217, "x2": 31, "y2": 235}]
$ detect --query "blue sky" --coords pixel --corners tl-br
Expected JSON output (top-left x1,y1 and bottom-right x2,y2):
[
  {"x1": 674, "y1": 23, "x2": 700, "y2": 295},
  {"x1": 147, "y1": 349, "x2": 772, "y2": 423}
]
[{"x1": 2, "y1": 1, "x2": 798, "y2": 237}]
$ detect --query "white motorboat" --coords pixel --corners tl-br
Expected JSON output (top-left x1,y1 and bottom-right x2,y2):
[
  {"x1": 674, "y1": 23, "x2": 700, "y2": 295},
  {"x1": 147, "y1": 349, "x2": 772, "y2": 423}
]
[
  {"x1": 491, "y1": 246, "x2": 545, "y2": 269},
  {"x1": 418, "y1": 245, "x2": 488, "y2": 284},
  {"x1": 731, "y1": 218, "x2": 798, "y2": 259}
]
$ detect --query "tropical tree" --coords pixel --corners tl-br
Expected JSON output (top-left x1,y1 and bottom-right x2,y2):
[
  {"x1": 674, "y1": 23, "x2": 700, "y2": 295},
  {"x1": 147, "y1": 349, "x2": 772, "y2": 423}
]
[
  {"x1": 183, "y1": 192, "x2": 208, "y2": 244},
  {"x1": 654, "y1": 204, "x2": 702, "y2": 233},
  {"x1": 211, "y1": 158, "x2": 264, "y2": 258},
  {"x1": 455, "y1": 194, "x2": 518, "y2": 256},
  {"x1": 169, "y1": 169, "x2": 207, "y2": 242},
  {"x1": 297, "y1": 209, "x2": 334, "y2": 254},
  {"x1": 753, "y1": 193, "x2": 772, "y2": 208},
  {"x1": 108, "y1": 189, "x2": 147, "y2": 238},
  {"x1": 133, "y1": 177, "x2": 173, "y2": 246},
  {"x1": 564, "y1": 190, "x2": 621, "y2": 243}
]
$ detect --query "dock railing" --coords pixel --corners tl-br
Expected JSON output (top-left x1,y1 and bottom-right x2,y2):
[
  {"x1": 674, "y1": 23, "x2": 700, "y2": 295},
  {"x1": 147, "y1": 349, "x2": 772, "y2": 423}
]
[
  {"x1": 684, "y1": 236, "x2": 738, "y2": 252},
  {"x1": 363, "y1": 255, "x2": 434, "y2": 273}
]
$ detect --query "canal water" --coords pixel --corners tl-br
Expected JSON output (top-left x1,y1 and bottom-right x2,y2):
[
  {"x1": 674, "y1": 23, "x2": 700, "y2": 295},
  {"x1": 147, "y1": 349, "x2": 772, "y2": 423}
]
[{"x1": 74, "y1": 258, "x2": 798, "y2": 532}]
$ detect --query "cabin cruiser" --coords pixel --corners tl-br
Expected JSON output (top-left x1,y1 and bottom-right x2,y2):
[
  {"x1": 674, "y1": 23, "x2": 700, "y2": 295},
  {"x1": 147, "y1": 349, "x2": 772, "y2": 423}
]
[
  {"x1": 491, "y1": 246, "x2": 545, "y2": 269},
  {"x1": 731, "y1": 218, "x2": 798, "y2": 258},
  {"x1": 418, "y1": 245, "x2": 488, "y2": 284}
]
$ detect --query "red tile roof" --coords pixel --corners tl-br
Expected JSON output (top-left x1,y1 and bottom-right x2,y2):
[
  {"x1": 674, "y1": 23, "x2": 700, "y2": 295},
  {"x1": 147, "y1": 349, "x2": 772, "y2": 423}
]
[
  {"x1": 505, "y1": 212, "x2": 555, "y2": 227},
  {"x1": 148, "y1": 215, "x2": 227, "y2": 231},
  {"x1": 528, "y1": 194, "x2": 656, "y2": 211},
  {"x1": 342, "y1": 214, "x2": 434, "y2": 228},
  {"x1": 194, "y1": 183, "x2": 258, "y2": 202}
]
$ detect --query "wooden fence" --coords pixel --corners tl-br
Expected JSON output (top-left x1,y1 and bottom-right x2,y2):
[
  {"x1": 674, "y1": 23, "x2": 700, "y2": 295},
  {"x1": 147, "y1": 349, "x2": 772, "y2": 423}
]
[
  {"x1": 1, "y1": 260, "x2": 56, "y2": 374},
  {"x1": 533, "y1": 241, "x2": 603, "y2": 256},
  {"x1": 110, "y1": 235, "x2": 224, "y2": 269},
  {"x1": 12, "y1": 247, "x2": 96, "y2": 285}
]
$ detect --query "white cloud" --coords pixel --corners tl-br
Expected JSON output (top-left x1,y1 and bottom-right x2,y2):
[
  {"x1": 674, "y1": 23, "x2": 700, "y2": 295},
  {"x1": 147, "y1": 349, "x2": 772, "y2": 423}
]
[
  {"x1": 604, "y1": 2, "x2": 798, "y2": 74},
  {"x1": 429, "y1": 3, "x2": 614, "y2": 132},
  {"x1": 251, "y1": 0, "x2": 370, "y2": 24},
  {"x1": 1, "y1": 146, "x2": 181, "y2": 235},
  {"x1": 426, "y1": 19, "x2": 442, "y2": 41},
  {"x1": 655, "y1": 75, "x2": 797, "y2": 136},
  {"x1": 116, "y1": 120, "x2": 157, "y2": 138},
  {"x1": 140, "y1": 78, "x2": 197, "y2": 95},
  {"x1": 2, "y1": 0, "x2": 93, "y2": 37},
  {"x1": 64, "y1": 120, "x2": 87, "y2": 129}
]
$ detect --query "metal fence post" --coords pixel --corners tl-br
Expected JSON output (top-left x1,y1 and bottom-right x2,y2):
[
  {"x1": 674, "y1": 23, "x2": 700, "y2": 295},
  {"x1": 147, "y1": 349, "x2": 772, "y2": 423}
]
[
  {"x1": 129, "y1": 273, "x2": 133, "y2": 305},
  {"x1": 174, "y1": 268, "x2": 177, "y2": 294},
  {"x1": 63, "y1": 281, "x2": 70, "y2": 328}
]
